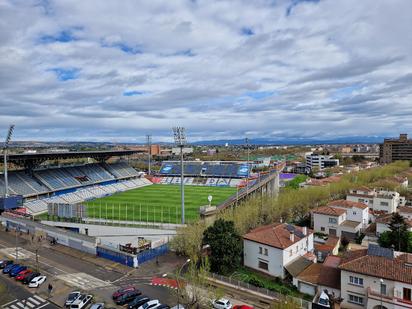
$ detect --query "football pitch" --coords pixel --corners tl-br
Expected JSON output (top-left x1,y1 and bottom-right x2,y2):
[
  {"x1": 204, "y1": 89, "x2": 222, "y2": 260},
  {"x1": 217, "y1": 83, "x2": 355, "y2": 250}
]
[{"x1": 85, "y1": 184, "x2": 236, "y2": 224}]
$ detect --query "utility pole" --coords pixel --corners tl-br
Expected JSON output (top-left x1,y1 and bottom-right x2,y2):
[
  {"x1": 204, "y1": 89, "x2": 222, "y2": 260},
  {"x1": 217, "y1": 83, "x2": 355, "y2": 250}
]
[
  {"x1": 245, "y1": 137, "x2": 250, "y2": 195},
  {"x1": 146, "y1": 134, "x2": 152, "y2": 175},
  {"x1": 173, "y1": 127, "x2": 187, "y2": 224},
  {"x1": 3, "y1": 124, "x2": 15, "y2": 198}
]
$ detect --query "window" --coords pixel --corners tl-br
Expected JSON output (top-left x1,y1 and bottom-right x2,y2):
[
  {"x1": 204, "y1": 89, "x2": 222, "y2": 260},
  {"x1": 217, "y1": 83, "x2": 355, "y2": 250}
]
[
  {"x1": 264, "y1": 248, "x2": 268, "y2": 256},
  {"x1": 349, "y1": 294, "x2": 363, "y2": 305},
  {"x1": 380, "y1": 283, "x2": 387, "y2": 295},
  {"x1": 404, "y1": 288, "x2": 412, "y2": 301},
  {"x1": 353, "y1": 211, "x2": 357, "y2": 215},
  {"x1": 259, "y1": 247, "x2": 262, "y2": 254},
  {"x1": 329, "y1": 217, "x2": 337, "y2": 224},
  {"x1": 380, "y1": 201, "x2": 389, "y2": 206},
  {"x1": 349, "y1": 276, "x2": 364, "y2": 286},
  {"x1": 359, "y1": 199, "x2": 364, "y2": 203},
  {"x1": 258, "y1": 261, "x2": 268, "y2": 270},
  {"x1": 321, "y1": 227, "x2": 325, "y2": 231}
]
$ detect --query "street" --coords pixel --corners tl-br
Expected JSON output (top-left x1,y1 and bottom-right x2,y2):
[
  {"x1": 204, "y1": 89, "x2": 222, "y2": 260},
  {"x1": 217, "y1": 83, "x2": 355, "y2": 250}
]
[{"x1": 0, "y1": 228, "x2": 181, "y2": 308}]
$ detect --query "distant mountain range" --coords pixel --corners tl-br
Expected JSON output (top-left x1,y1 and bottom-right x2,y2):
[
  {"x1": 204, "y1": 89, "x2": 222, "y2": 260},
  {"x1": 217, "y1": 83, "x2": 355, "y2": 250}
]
[
  {"x1": 8, "y1": 136, "x2": 386, "y2": 147},
  {"x1": 190, "y1": 136, "x2": 386, "y2": 146}
]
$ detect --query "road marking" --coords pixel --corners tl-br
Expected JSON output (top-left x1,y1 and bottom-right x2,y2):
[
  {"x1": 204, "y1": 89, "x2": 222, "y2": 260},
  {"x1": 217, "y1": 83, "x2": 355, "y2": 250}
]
[
  {"x1": 56, "y1": 272, "x2": 112, "y2": 290},
  {"x1": 26, "y1": 303, "x2": 35, "y2": 308},
  {"x1": 0, "y1": 247, "x2": 35, "y2": 260},
  {"x1": 10, "y1": 305, "x2": 19, "y2": 309},
  {"x1": 1, "y1": 295, "x2": 49, "y2": 309},
  {"x1": 27, "y1": 297, "x2": 40, "y2": 305},
  {"x1": 0, "y1": 300, "x2": 17, "y2": 307},
  {"x1": 33, "y1": 295, "x2": 45, "y2": 302}
]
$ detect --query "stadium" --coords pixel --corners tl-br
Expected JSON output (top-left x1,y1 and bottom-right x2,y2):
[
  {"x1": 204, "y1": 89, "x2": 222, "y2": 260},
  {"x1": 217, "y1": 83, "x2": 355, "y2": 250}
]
[{"x1": 0, "y1": 151, "x2": 258, "y2": 224}]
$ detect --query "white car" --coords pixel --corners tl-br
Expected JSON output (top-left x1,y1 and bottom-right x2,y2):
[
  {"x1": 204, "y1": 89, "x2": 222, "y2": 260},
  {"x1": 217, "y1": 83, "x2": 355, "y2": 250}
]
[
  {"x1": 138, "y1": 299, "x2": 160, "y2": 309},
  {"x1": 70, "y1": 294, "x2": 93, "y2": 309},
  {"x1": 212, "y1": 298, "x2": 232, "y2": 309},
  {"x1": 28, "y1": 275, "x2": 47, "y2": 288},
  {"x1": 65, "y1": 291, "x2": 81, "y2": 307},
  {"x1": 90, "y1": 303, "x2": 105, "y2": 309}
]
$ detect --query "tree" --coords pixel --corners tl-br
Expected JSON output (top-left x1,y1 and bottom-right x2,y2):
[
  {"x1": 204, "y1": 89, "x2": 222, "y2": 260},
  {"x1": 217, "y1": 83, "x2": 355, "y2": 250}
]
[
  {"x1": 202, "y1": 219, "x2": 242, "y2": 274},
  {"x1": 378, "y1": 213, "x2": 411, "y2": 252}
]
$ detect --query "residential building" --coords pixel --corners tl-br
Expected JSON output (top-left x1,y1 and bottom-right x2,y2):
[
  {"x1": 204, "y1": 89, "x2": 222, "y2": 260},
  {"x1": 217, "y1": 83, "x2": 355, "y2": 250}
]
[
  {"x1": 346, "y1": 188, "x2": 405, "y2": 214},
  {"x1": 314, "y1": 236, "x2": 340, "y2": 262},
  {"x1": 305, "y1": 153, "x2": 339, "y2": 172},
  {"x1": 294, "y1": 255, "x2": 341, "y2": 297},
  {"x1": 375, "y1": 213, "x2": 412, "y2": 237},
  {"x1": 398, "y1": 206, "x2": 412, "y2": 220},
  {"x1": 312, "y1": 200, "x2": 368, "y2": 239},
  {"x1": 380, "y1": 134, "x2": 412, "y2": 164},
  {"x1": 339, "y1": 244, "x2": 412, "y2": 308},
  {"x1": 243, "y1": 223, "x2": 314, "y2": 279}
]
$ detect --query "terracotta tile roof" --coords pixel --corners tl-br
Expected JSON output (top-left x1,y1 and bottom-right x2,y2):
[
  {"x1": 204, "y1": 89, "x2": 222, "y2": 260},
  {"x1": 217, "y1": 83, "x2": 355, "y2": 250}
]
[
  {"x1": 328, "y1": 199, "x2": 368, "y2": 210},
  {"x1": 325, "y1": 236, "x2": 340, "y2": 248},
  {"x1": 312, "y1": 206, "x2": 346, "y2": 217},
  {"x1": 314, "y1": 243, "x2": 334, "y2": 252},
  {"x1": 296, "y1": 263, "x2": 340, "y2": 290},
  {"x1": 340, "y1": 220, "x2": 362, "y2": 228},
  {"x1": 376, "y1": 213, "x2": 412, "y2": 227},
  {"x1": 398, "y1": 206, "x2": 412, "y2": 214},
  {"x1": 323, "y1": 255, "x2": 341, "y2": 268},
  {"x1": 243, "y1": 223, "x2": 312, "y2": 249},
  {"x1": 339, "y1": 254, "x2": 412, "y2": 284},
  {"x1": 339, "y1": 249, "x2": 368, "y2": 265}
]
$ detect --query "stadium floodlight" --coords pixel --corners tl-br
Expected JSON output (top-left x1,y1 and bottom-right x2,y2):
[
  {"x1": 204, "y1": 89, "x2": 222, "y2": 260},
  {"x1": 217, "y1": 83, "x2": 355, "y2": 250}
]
[
  {"x1": 245, "y1": 137, "x2": 250, "y2": 194},
  {"x1": 146, "y1": 134, "x2": 152, "y2": 175},
  {"x1": 172, "y1": 127, "x2": 187, "y2": 224},
  {"x1": 3, "y1": 124, "x2": 15, "y2": 198}
]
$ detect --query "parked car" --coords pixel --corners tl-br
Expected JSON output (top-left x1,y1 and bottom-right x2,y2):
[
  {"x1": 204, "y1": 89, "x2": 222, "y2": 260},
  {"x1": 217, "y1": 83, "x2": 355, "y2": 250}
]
[
  {"x1": 3, "y1": 263, "x2": 20, "y2": 274},
  {"x1": 28, "y1": 275, "x2": 47, "y2": 288},
  {"x1": 15, "y1": 269, "x2": 32, "y2": 281},
  {"x1": 115, "y1": 290, "x2": 142, "y2": 305},
  {"x1": 212, "y1": 299, "x2": 232, "y2": 309},
  {"x1": 156, "y1": 304, "x2": 170, "y2": 309},
  {"x1": 128, "y1": 295, "x2": 150, "y2": 309},
  {"x1": 23, "y1": 272, "x2": 40, "y2": 284},
  {"x1": 65, "y1": 291, "x2": 81, "y2": 307},
  {"x1": 233, "y1": 306, "x2": 253, "y2": 309},
  {"x1": 170, "y1": 305, "x2": 185, "y2": 309},
  {"x1": 0, "y1": 260, "x2": 13, "y2": 269},
  {"x1": 10, "y1": 265, "x2": 27, "y2": 277},
  {"x1": 138, "y1": 299, "x2": 160, "y2": 309},
  {"x1": 112, "y1": 286, "x2": 138, "y2": 300},
  {"x1": 70, "y1": 294, "x2": 93, "y2": 309},
  {"x1": 90, "y1": 303, "x2": 105, "y2": 309}
]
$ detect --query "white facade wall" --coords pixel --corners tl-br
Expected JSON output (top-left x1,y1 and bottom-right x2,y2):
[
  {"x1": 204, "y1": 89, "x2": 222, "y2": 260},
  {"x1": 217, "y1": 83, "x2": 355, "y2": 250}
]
[
  {"x1": 313, "y1": 213, "x2": 345, "y2": 236},
  {"x1": 346, "y1": 194, "x2": 374, "y2": 207},
  {"x1": 399, "y1": 211, "x2": 412, "y2": 220},
  {"x1": 373, "y1": 196, "x2": 397, "y2": 213},
  {"x1": 243, "y1": 233, "x2": 314, "y2": 279}
]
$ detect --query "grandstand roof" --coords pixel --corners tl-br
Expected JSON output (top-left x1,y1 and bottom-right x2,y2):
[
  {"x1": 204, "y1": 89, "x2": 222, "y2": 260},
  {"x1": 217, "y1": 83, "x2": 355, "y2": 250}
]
[{"x1": 7, "y1": 150, "x2": 142, "y2": 167}]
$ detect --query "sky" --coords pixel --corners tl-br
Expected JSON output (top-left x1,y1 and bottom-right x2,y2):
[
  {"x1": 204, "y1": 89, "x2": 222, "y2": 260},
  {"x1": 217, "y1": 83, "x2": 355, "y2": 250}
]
[{"x1": 1, "y1": 0, "x2": 412, "y2": 143}]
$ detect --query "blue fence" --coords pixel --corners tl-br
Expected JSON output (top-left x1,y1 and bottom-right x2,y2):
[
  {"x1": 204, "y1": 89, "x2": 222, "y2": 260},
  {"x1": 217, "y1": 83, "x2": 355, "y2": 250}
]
[{"x1": 96, "y1": 244, "x2": 169, "y2": 267}]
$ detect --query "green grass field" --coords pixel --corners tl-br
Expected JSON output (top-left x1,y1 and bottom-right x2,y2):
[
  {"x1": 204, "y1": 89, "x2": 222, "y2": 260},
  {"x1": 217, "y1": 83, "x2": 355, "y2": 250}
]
[{"x1": 84, "y1": 184, "x2": 236, "y2": 224}]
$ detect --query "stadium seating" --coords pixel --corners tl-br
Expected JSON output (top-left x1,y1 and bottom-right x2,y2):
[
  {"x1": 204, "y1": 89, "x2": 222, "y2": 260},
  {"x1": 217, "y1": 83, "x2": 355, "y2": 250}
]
[{"x1": 103, "y1": 162, "x2": 139, "y2": 178}]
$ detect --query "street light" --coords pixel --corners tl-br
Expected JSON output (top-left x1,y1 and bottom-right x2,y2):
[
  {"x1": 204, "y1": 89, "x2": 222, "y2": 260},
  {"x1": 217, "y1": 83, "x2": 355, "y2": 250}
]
[
  {"x1": 245, "y1": 138, "x2": 250, "y2": 195},
  {"x1": 173, "y1": 127, "x2": 187, "y2": 225},
  {"x1": 380, "y1": 278, "x2": 384, "y2": 308},
  {"x1": 147, "y1": 134, "x2": 152, "y2": 175},
  {"x1": 3, "y1": 124, "x2": 15, "y2": 198},
  {"x1": 177, "y1": 258, "x2": 191, "y2": 308}
]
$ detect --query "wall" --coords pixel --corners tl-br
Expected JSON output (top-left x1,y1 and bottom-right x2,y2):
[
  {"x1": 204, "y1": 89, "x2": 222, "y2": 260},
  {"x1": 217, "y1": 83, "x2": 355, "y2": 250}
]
[
  {"x1": 373, "y1": 196, "x2": 397, "y2": 213},
  {"x1": 243, "y1": 239, "x2": 284, "y2": 278},
  {"x1": 313, "y1": 213, "x2": 344, "y2": 235},
  {"x1": 282, "y1": 233, "x2": 314, "y2": 266}
]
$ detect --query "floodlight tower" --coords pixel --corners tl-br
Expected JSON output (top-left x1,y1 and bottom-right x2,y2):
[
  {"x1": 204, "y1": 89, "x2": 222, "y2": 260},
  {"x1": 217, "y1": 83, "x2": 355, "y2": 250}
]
[
  {"x1": 173, "y1": 127, "x2": 187, "y2": 224},
  {"x1": 3, "y1": 125, "x2": 15, "y2": 198},
  {"x1": 146, "y1": 134, "x2": 152, "y2": 175},
  {"x1": 245, "y1": 137, "x2": 250, "y2": 194}
]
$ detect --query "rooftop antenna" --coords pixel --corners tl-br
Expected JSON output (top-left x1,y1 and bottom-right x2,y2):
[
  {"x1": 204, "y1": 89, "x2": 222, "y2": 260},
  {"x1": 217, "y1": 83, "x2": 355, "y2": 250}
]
[
  {"x1": 173, "y1": 127, "x2": 187, "y2": 224},
  {"x1": 3, "y1": 125, "x2": 15, "y2": 198}
]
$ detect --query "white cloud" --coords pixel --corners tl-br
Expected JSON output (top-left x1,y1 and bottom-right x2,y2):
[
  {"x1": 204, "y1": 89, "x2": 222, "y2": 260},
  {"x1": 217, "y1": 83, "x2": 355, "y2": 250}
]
[{"x1": 1, "y1": 0, "x2": 412, "y2": 142}]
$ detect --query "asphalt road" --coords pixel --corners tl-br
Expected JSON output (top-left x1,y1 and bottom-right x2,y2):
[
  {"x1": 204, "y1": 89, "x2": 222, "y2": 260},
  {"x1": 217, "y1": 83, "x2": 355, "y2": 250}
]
[{"x1": 0, "y1": 275, "x2": 59, "y2": 308}]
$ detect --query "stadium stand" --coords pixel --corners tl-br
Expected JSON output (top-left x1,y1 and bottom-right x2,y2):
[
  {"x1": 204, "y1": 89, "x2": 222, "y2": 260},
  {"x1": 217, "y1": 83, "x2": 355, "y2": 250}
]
[{"x1": 103, "y1": 162, "x2": 139, "y2": 178}]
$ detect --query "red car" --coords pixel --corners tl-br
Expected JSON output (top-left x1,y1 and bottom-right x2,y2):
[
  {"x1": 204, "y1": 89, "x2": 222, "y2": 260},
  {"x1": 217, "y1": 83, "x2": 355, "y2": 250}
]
[
  {"x1": 112, "y1": 286, "x2": 137, "y2": 300},
  {"x1": 15, "y1": 269, "x2": 32, "y2": 281},
  {"x1": 233, "y1": 306, "x2": 254, "y2": 309}
]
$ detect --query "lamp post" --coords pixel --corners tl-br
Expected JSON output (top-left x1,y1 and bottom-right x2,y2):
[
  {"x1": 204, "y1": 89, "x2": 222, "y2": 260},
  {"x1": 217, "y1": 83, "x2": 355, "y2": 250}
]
[
  {"x1": 173, "y1": 127, "x2": 187, "y2": 224},
  {"x1": 147, "y1": 134, "x2": 152, "y2": 175},
  {"x1": 177, "y1": 258, "x2": 190, "y2": 308},
  {"x1": 245, "y1": 138, "x2": 250, "y2": 195},
  {"x1": 3, "y1": 124, "x2": 15, "y2": 198},
  {"x1": 380, "y1": 278, "x2": 384, "y2": 308}
]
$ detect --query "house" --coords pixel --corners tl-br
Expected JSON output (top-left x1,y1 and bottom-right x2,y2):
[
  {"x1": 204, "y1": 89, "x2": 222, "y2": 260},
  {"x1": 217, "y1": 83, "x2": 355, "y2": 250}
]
[
  {"x1": 346, "y1": 188, "x2": 406, "y2": 214},
  {"x1": 293, "y1": 255, "x2": 341, "y2": 297},
  {"x1": 305, "y1": 153, "x2": 339, "y2": 172},
  {"x1": 375, "y1": 213, "x2": 412, "y2": 237},
  {"x1": 312, "y1": 200, "x2": 368, "y2": 239},
  {"x1": 243, "y1": 223, "x2": 314, "y2": 279},
  {"x1": 339, "y1": 244, "x2": 412, "y2": 308},
  {"x1": 314, "y1": 236, "x2": 340, "y2": 262},
  {"x1": 398, "y1": 206, "x2": 412, "y2": 220}
]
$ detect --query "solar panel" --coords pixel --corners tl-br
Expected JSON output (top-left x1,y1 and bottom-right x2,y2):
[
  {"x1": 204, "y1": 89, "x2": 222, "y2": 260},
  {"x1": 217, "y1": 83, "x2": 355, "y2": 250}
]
[
  {"x1": 286, "y1": 224, "x2": 295, "y2": 233},
  {"x1": 367, "y1": 244, "x2": 394, "y2": 259},
  {"x1": 294, "y1": 230, "x2": 305, "y2": 238}
]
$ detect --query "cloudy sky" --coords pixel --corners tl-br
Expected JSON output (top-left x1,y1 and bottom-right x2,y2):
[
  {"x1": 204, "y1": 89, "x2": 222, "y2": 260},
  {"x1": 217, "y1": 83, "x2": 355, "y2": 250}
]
[{"x1": 1, "y1": 0, "x2": 412, "y2": 143}]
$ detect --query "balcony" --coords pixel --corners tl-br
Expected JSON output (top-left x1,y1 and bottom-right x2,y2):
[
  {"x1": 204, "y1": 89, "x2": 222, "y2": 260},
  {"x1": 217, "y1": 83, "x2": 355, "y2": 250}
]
[{"x1": 367, "y1": 287, "x2": 412, "y2": 308}]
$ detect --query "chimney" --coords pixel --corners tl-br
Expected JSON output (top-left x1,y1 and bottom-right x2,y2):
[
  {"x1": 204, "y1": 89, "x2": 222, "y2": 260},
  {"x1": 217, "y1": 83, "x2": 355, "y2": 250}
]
[
  {"x1": 303, "y1": 226, "x2": 307, "y2": 236},
  {"x1": 289, "y1": 231, "x2": 294, "y2": 242}
]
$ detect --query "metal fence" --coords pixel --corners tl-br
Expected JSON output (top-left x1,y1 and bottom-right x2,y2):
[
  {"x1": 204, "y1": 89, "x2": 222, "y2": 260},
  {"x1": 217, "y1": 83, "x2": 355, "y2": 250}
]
[{"x1": 210, "y1": 273, "x2": 312, "y2": 309}]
